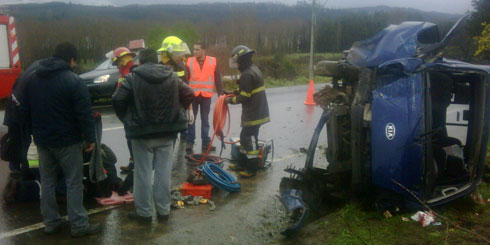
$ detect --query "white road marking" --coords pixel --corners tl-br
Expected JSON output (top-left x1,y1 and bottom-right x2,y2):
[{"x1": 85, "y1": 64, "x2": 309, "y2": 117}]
[
  {"x1": 0, "y1": 205, "x2": 119, "y2": 240},
  {"x1": 92, "y1": 105, "x2": 112, "y2": 109},
  {"x1": 102, "y1": 126, "x2": 124, "y2": 132}
]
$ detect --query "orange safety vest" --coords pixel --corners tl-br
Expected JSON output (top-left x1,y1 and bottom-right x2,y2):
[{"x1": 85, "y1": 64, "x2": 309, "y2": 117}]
[{"x1": 187, "y1": 56, "x2": 216, "y2": 97}]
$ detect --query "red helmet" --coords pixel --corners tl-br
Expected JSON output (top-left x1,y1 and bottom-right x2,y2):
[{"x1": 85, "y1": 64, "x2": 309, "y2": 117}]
[{"x1": 111, "y1": 47, "x2": 135, "y2": 65}]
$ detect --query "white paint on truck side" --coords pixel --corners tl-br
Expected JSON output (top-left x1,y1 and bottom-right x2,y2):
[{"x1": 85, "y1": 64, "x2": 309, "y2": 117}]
[{"x1": 0, "y1": 24, "x2": 11, "y2": 68}]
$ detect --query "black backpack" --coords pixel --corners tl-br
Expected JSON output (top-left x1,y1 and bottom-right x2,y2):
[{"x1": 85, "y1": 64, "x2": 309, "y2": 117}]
[{"x1": 0, "y1": 132, "x2": 22, "y2": 163}]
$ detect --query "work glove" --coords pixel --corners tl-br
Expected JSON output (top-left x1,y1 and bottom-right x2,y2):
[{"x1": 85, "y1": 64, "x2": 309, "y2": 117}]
[
  {"x1": 187, "y1": 109, "x2": 195, "y2": 125},
  {"x1": 223, "y1": 89, "x2": 239, "y2": 95},
  {"x1": 224, "y1": 96, "x2": 234, "y2": 104}
]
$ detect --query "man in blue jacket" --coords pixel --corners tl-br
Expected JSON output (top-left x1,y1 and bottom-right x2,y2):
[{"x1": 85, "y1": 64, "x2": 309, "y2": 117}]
[{"x1": 20, "y1": 42, "x2": 101, "y2": 237}]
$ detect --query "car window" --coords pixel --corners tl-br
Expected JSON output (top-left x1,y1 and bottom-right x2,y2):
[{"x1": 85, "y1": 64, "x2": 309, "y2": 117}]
[{"x1": 95, "y1": 59, "x2": 116, "y2": 70}]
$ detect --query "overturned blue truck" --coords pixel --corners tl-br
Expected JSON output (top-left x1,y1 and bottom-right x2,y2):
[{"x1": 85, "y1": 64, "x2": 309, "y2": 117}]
[{"x1": 279, "y1": 15, "x2": 490, "y2": 235}]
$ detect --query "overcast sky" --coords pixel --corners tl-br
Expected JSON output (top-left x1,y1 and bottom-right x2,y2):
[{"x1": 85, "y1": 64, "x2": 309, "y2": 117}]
[{"x1": 1, "y1": 0, "x2": 474, "y2": 14}]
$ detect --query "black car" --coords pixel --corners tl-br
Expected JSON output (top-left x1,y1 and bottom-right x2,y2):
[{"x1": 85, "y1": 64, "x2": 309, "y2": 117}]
[{"x1": 79, "y1": 58, "x2": 120, "y2": 100}]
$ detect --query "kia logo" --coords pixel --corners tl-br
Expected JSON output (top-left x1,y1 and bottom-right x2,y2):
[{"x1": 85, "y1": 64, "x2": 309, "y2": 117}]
[{"x1": 386, "y1": 123, "x2": 396, "y2": 140}]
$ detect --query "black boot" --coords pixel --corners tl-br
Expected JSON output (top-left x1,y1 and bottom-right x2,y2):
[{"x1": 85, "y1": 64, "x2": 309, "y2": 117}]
[{"x1": 120, "y1": 159, "x2": 134, "y2": 173}]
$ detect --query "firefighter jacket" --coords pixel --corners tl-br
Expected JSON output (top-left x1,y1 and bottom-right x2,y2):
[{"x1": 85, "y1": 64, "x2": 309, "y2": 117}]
[
  {"x1": 161, "y1": 59, "x2": 189, "y2": 84},
  {"x1": 230, "y1": 63, "x2": 270, "y2": 127}
]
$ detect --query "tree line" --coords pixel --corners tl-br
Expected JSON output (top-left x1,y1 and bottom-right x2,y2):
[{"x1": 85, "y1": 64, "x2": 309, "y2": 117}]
[{"x1": 6, "y1": 1, "x2": 488, "y2": 75}]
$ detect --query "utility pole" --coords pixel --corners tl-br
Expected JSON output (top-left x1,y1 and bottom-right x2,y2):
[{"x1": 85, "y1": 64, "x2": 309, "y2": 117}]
[{"x1": 308, "y1": 0, "x2": 316, "y2": 81}]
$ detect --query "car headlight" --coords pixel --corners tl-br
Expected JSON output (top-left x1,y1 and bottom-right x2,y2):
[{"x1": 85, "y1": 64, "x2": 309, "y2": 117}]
[{"x1": 94, "y1": 75, "x2": 110, "y2": 84}]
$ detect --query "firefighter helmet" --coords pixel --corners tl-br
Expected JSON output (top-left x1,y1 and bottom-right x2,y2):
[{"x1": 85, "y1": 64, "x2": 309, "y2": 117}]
[
  {"x1": 157, "y1": 36, "x2": 190, "y2": 56},
  {"x1": 231, "y1": 45, "x2": 255, "y2": 61},
  {"x1": 110, "y1": 47, "x2": 135, "y2": 66}
]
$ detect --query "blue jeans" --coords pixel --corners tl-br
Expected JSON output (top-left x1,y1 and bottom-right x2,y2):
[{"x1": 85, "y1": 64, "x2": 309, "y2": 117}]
[
  {"x1": 187, "y1": 96, "x2": 211, "y2": 146},
  {"x1": 37, "y1": 143, "x2": 89, "y2": 233},
  {"x1": 132, "y1": 136, "x2": 175, "y2": 217}
]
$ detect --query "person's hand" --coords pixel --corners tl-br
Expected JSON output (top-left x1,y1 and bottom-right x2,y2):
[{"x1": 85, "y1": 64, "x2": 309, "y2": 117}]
[
  {"x1": 84, "y1": 142, "x2": 95, "y2": 152},
  {"x1": 223, "y1": 89, "x2": 239, "y2": 95},
  {"x1": 224, "y1": 96, "x2": 234, "y2": 104},
  {"x1": 187, "y1": 109, "x2": 195, "y2": 125}
]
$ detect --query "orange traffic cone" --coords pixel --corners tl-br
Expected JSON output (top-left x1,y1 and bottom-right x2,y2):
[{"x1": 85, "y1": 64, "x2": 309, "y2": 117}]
[{"x1": 304, "y1": 80, "x2": 316, "y2": 105}]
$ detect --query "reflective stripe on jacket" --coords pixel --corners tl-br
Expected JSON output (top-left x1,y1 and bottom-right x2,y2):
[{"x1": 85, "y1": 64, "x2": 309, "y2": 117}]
[
  {"x1": 229, "y1": 64, "x2": 270, "y2": 127},
  {"x1": 187, "y1": 56, "x2": 216, "y2": 97}
]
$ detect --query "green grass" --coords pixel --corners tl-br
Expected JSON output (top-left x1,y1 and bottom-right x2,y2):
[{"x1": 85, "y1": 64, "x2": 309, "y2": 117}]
[
  {"x1": 286, "y1": 143, "x2": 490, "y2": 244},
  {"x1": 296, "y1": 185, "x2": 490, "y2": 244},
  {"x1": 289, "y1": 179, "x2": 490, "y2": 245}
]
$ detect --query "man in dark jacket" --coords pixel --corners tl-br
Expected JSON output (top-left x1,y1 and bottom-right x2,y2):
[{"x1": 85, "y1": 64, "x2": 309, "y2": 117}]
[
  {"x1": 225, "y1": 45, "x2": 270, "y2": 177},
  {"x1": 20, "y1": 42, "x2": 101, "y2": 237},
  {"x1": 112, "y1": 48, "x2": 194, "y2": 222}
]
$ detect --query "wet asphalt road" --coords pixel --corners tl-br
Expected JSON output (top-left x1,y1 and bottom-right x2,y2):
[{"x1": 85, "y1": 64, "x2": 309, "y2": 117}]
[{"x1": 0, "y1": 84, "x2": 329, "y2": 244}]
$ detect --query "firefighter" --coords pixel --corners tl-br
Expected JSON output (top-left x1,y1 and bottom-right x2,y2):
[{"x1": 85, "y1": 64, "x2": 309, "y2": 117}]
[
  {"x1": 108, "y1": 47, "x2": 137, "y2": 173},
  {"x1": 225, "y1": 45, "x2": 270, "y2": 177},
  {"x1": 157, "y1": 36, "x2": 194, "y2": 142},
  {"x1": 185, "y1": 41, "x2": 223, "y2": 153},
  {"x1": 158, "y1": 36, "x2": 190, "y2": 83},
  {"x1": 110, "y1": 47, "x2": 136, "y2": 87}
]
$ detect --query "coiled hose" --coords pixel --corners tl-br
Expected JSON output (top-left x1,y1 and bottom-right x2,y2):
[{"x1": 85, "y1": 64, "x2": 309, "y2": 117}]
[
  {"x1": 186, "y1": 154, "x2": 224, "y2": 167},
  {"x1": 198, "y1": 162, "x2": 240, "y2": 192},
  {"x1": 189, "y1": 95, "x2": 237, "y2": 165}
]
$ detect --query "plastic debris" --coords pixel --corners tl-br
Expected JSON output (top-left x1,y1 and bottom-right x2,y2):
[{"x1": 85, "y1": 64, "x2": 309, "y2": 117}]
[
  {"x1": 95, "y1": 191, "x2": 133, "y2": 206},
  {"x1": 177, "y1": 201, "x2": 185, "y2": 208},
  {"x1": 401, "y1": 217, "x2": 410, "y2": 222},
  {"x1": 383, "y1": 210, "x2": 392, "y2": 219},
  {"x1": 411, "y1": 211, "x2": 436, "y2": 227},
  {"x1": 208, "y1": 200, "x2": 216, "y2": 211}
]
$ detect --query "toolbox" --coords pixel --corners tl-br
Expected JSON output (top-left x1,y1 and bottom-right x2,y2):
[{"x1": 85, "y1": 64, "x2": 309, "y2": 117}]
[{"x1": 181, "y1": 182, "x2": 212, "y2": 199}]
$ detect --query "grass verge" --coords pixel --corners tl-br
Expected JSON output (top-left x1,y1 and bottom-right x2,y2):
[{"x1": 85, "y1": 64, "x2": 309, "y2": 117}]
[{"x1": 283, "y1": 146, "x2": 490, "y2": 245}]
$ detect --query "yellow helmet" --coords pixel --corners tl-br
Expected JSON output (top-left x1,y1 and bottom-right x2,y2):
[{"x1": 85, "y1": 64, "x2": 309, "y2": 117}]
[{"x1": 157, "y1": 36, "x2": 190, "y2": 56}]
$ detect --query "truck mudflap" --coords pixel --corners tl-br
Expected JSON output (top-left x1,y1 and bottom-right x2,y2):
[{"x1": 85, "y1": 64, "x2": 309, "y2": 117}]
[{"x1": 278, "y1": 189, "x2": 310, "y2": 236}]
